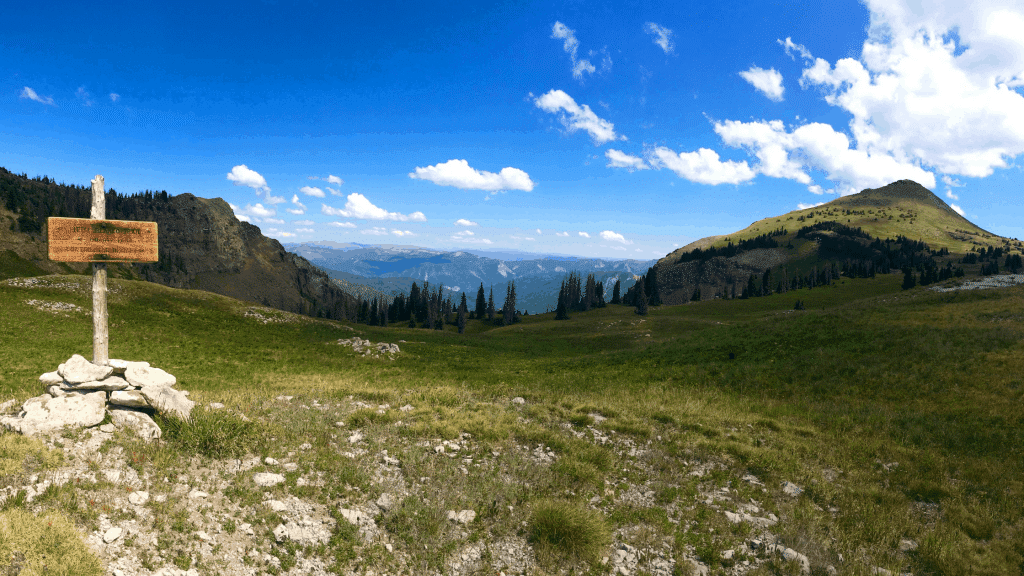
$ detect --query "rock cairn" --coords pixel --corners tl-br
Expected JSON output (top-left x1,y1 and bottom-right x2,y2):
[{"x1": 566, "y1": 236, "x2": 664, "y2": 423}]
[{"x1": 0, "y1": 354, "x2": 194, "y2": 441}]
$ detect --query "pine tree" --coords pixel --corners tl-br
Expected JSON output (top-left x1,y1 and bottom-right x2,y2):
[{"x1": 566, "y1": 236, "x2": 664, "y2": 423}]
[
  {"x1": 487, "y1": 286, "x2": 495, "y2": 322},
  {"x1": 635, "y1": 276, "x2": 649, "y2": 316},
  {"x1": 475, "y1": 283, "x2": 486, "y2": 319},
  {"x1": 380, "y1": 298, "x2": 388, "y2": 328},
  {"x1": 595, "y1": 281, "x2": 606, "y2": 307},
  {"x1": 555, "y1": 281, "x2": 570, "y2": 320},
  {"x1": 369, "y1": 298, "x2": 379, "y2": 326},
  {"x1": 583, "y1": 274, "x2": 595, "y2": 311},
  {"x1": 902, "y1": 266, "x2": 916, "y2": 290},
  {"x1": 611, "y1": 279, "x2": 622, "y2": 304},
  {"x1": 502, "y1": 281, "x2": 518, "y2": 325},
  {"x1": 646, "y1": 266, "x2": 662, "y2": 306},
  {"x1": 746, "y1": 274, "x2": 756, "y2": 299},
  {"x1": 457, "y1": 293, "x2": 468, "y2": 333},
  {"x1": 761, "y1": 268, "x2": 772, "y2": 297},
  {"x1": 691, "y1": 287, "x2": 701, "y2": 302}
]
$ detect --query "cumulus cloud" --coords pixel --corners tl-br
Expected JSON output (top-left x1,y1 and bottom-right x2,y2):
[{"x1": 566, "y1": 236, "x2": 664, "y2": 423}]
[
  {"x1": 296, "y1": 228, "x2": 315, "y2": 233},
  {"x1": 534, "y1": 89, "x2": 623, "y2": 145},
  {"x1": 556, "y1": 231, "x2": 569, "y2": 237},
  {"x1": 645, "y1": 22, "x2": 674, "y2": 54},
  {"x1": 286, "y1": 208, "x2": 304, "y2": 215},
  {"x1": 552, "y1": 21, "x2": 599, "y2": 81},
  {"x1": 361, "y1": 227, "x2": 389, "y2": 236},
  {"x1": 329, "y1": 221, "x2": 356, "y2": 228},
  {"x1": 392, "y1": 230, "x2": 414, "y2": 236},
  {"x1": 288, "y1": 195, "x2": 307, "y2": 214},
  {"x1": 326, "y1": 187, "x2": 342, "y2": 196},
  {"x1": 950, "y1": 203, "x2": 966, "y2": 216},
  {"x1": 797, "y1": 201, "x2": 827, "y2": 209},
  {"x1": 109, "y1": 93, "x2": 120, "y2": 102},
  {"x1": 293, "y1": 220, "x2": 314, "y2": 225},
  {"x1": 536, "y1": 229, "x2": 542, "y2": 235},
  {"x1": 321, "y1": 194, "x2": 426, "y2": 222},
  {"x1": 233, "y1": 203, "x2": 276, "y2": 221},
  {"x1": 606, "y1": 149, "x2": 649, "y2": 171},
  {"x1": 227, "y1": 165, "x2": 270, "y2": 193},
  {"x1": 946, "y1": 189, "x2": 960, "y2": 200},
  {"x1": 264, "y1": 193, "x2": 286, "y2": 205},
  {"x1": 578, "y1": 231, "x2": 591, "y2": 238},
  {"x1": 510, "y1": 235, "x2": 536, "y2": 241},
  {"x1": 795, "y1": 1, "x2": 1024, "y2": 179},
  {"x1": 327, "y1": 175, "x2": 343, "y2": 185},
  {"x1": 600, "y1": 230, "x2": 630, "y2": 244},
  {"x1": 648, "y1": 146, "x2": 757, "y2": 185},
  {"x1": 455, "y1": 219, "x2": 478, "y2": 226},
  {"x1": 20, "y1": 86, "x2": 54, "y2": 105},
  {"x1": 263, "y1": 218, "x2": 285, "y2": 225},
  {"x1": 410, "y1": 159, "x2": 534, "y2": 192},
  {"x1": 453, "y1": 230, "x2": 475, "y2": 237},
  {"x1": 739, "y1": 66, "x2": 785, "y2": 102},
  {"x1": 300, "y1": 186, "x2": 325, "y2": 198}
]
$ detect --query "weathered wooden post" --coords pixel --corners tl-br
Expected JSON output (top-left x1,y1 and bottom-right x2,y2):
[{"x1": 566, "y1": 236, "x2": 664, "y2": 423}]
[
  {"x1": 47, "y1": 176, "x2": 158, "y2": 366},
  {"x1": 91, "y1": 175, "x2": 109, "y2": 365}
]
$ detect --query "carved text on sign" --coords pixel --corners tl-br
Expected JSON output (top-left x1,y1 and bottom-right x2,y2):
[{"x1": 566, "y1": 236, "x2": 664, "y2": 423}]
[{"x1": 47, "y1": 217, "x2": 158, "y2": 263}]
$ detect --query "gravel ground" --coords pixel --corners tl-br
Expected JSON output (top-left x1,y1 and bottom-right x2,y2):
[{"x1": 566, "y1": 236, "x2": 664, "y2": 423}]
[{"x1": 928, "y1": 273, "x2": 1024, "y2": 292}]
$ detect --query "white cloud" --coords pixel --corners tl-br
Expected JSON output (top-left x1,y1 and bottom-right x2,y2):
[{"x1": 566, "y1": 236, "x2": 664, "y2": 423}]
[
  {"x1": 300, "y1": 186, "x2": 325, "y2": 198},
  {"x1": 552, "y1": 21, "x2": 598, "y2": 81},
  {"x1": 327, "y1": 175, "x2": 343, "y2": 185},
  {"x1": 109, "y1": 93, "x2": 120, "y2": 102},
  {"x1": 276, "y1": 231, "x2": 296, "y2": 238},
  {"x1": 536, "y1": 229, "x2": 542, "y2": 235},
  {"x1": 946, "y1": 189, "x2": 960, "y2": 200},
  {"x1": 264, "y1": 218, "x2": 285, "y2": 225},
  {"x1": 329, "y1": 221, "x2": 356, "y2": 228},
  {"x1": 510, "y1": 235, "x2": 535, "y2": 241},
  {"x1": 534, "y1": 89, "x2": 623, "y2": 145},
  {"x1": 645, "y1": 22, "x2": 674, "y2": 54},
  {"x1": 296, "y1": 228, "x2": 315, "y2": 233},
  {"x1": 294, "y1": 220, "x2": 314, "y2": 225},
  {"x1": 362, "y1": 227, "x2": 389, "y2": 236},
  {"x1": 453, "y1": 230, "x2": 475, "y2": 237},
  {"x1": 286, "y1": 208, "x2": 305, "y2": 215},
  {"x1": 20, "y1": 87, "x2": 54, "y2": 105},
  {"x1": 950, "y1": 203, "x2": 966, "y2": 216},
  {"x1": 713, "y1": 119, "x2": 935, "y2": 194},
  {"x1": 797, "y1": 202, "x2": 827, "y2": 209},
  {"x1": 76, "y1": 86, "x2": 94, "y2": 106},
  {"x1": 264, "y1": 193, "x2": 286, "y2": 205},
  {"x1": 578, "y1": 231, "x2": 591, "y2": 238},
  {"x1": 455, "y1": 219, "x2": 479, "y2": 226},
  {"x1": 808, "y1": 185, "x2": 825, "y2": 195},
  {"x1": 648, "y1": 146, "x2": 757, "y2": 185},
  {"x1": 739, "y1": 66, "x2": 785, "y2": 102},
  {"x1": 600, "y1": 230, "x2": 631, "y2": 244},
  {"x1": 392, "y1": 230, "x2": 414, "y2": 236},
  {"x1": 942, "y1": 175, "x2": 965, "y2": 187},
  {"x1": 778, "y1": 37, "x2": 814, "y2": 61},
  {"x1": 556, "y1": 231, "x2": 570, "y2": 237},
  {"x1": 797, "y1": 1, "x2": 1024, "y2": 179},
  {"x1": 410, "y1": 159, "x2": 534, "y2": 192},
  {"x1": 326, "y1": 187, "x2": 342, "y2": 196},
  {"x1": 227, "y1": 165, "x2": 270, "y2": 193},
  {"x1": 321, "y1": 194, "x2": 426, "y2": 221},
  {"x1": 291, "y1": 195, "x2": 306, "y2": 208},
  {"x1": 605, "y1": 149, "x2": 650, "y2": 171},
  {"x1": 235, "y1": 214, "x2": 250, "y2": 222},
  {"x1": 234, "y1": 203, "x2": 276, "y2": 220}
]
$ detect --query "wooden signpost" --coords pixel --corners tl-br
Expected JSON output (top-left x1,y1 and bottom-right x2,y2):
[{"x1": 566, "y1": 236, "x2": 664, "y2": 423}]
[{"x1": 47, "y1": 175, "x2": 159, "y2": 366}]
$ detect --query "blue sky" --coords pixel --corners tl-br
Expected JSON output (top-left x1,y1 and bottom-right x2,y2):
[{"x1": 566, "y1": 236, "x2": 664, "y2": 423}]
[{"x1": 3, "y1": 0, "x2": 1023, "y2": 259}]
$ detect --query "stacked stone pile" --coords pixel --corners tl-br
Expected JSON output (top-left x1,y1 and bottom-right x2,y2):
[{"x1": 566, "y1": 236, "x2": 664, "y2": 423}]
[{"x1": 0, "y1": 354, "x2": 194, "y2": 441}]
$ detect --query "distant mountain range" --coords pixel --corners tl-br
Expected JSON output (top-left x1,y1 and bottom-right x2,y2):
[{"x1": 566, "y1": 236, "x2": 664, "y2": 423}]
[{"x1": 282, "y1": 241, "x2": 657, "y2": 313}]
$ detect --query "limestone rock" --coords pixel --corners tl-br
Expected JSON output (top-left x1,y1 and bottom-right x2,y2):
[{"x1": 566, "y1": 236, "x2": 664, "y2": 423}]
[
  {"x1": 59, "y1": 354, "x2": 113, "y2": 384},
  {"x1": 108, "y1": 408, "x2": 162, "y2": 442},
  {"x1": 103, "y1": 526, "x2": 123, "y2": 543},
  {"x1": 781, "y1": 481, "x2": 803, "y2": 497},
  {"x1": 109, "y1": 390, "x2": 149, "y2": 408},
  {"x1": 253, "y1": 473, "x2": 285, "y2": 487},
  {"x1": 68, "y1": 375, "x2": 131, "y2": 392},
  {"x1": 128, "y1": 491, "x2": 150, "y2": 506},
  {"x1": 45, "y1": 385, "x2": 66, "y2": 398},
  {"x1": 273, "y1": 520, "x2": 331, "y2": 545},
  {"x1": 39, "y1": 371, "x2": 63, "y2": 386},
  {"x1": 140, "y1": 385, "x2": 194, "y2": 421},
  {"x1": 339, "y1": 508, "x2": 373, "y2": 526},
  {"x1": 447, "y1": 509, "x2": 476, "y2": 524},
  {"x1": 1, "y1": 392, "x2": 106, "y2": 436},
  {"x1": 0, "y1": 399, "x2": 17, "y2": 414},
  {"x1": 375, "y1": 493, "x2": 396, "y2": 512},
  {"x1": 265, "y1": 500, "x2": 288, "y2": 512},
  {"x1": 125, "y1": 365, "x2": 176, "y2": 388}
]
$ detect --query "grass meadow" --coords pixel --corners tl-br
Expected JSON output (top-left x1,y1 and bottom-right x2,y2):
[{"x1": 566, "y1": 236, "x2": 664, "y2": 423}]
[{"x1": 0, "y1": 272, "x2": 1022, "y2": 575}]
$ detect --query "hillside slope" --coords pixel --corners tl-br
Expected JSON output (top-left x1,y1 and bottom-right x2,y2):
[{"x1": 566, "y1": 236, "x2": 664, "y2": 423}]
[
  {"x1": 0, "y1": 168, "x2": 357, "y2": 320},
  {"x1": 653, "y1": 180, "x2": 1023, "y2": 305}
]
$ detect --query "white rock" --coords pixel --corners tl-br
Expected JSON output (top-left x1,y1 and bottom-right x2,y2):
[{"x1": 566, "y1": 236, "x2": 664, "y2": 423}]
[
  {"x1": 399, "y1": 404, "x2": 414, "y2": 412},
  {"x1": 103, "y1": 526, "x2": 123, "y2": 543},
  {"x1": 39, "y1": 371, "x2": 63, "y2": 386},
  {"x1": 265, "y1": 500, "x2": 288, "y2": 512},
  {"x1": 128, "y1": 491, "x2": 149, "y2": 506},
  {"x1": 273, "y1": 521, "x2": 331, "y2": 545},
  {"x1": 299, "y1": 442, "x2": 312, "y2": 450},
  {"x1": 253, "y1": 473, "x2": 285, "y2": 487},
  {"x1": 283, "y1": 463, "x2": 298, "y2": 472},
  {"x1": 899, "y1": 538, "x2": 918, "y2": 552},
  {"x1": 1, "y1": 392, "x2": 106, "y2": 436},
  {"x1": 338, "y1": 508, "x2": 372, "y2": 526},
  {"x1": 69, "y1": 375, "x2": 131, "y2": 392},
  {"x1": 207, "y1": 402, "x2": 225, "y2": 410},
  {"x1": 265, "y1": 457, "x2": 279, "y2": 465},
  {"x1": 781, "y1": 481, "x2": 803, "y2": 497},
  {"x1": 511, "y1": 397, "x2": 525, "y2": 405},
  {"x1": 139, "y1": 385, "x2": 194, "y2": 421},
  {"x1": 59, "y1": 354, "x2": 113, "y2": 384},
  {"x1": 196, "y1": 531, "x2": 211, "y2": 542},
  {"x1": 447, "y1": 509, "x2": 476, "y2": 524},
  {"x1": 108, "y1": 359, "x2": 149, "y2": 375},
  {"x1": 188, "y1": 490, "x2": 209, "y2": 499},
  {"x1": 348, "y1": 432, "x2": 363, "y2": 443},
  {"x1": 125, "y1": 365, "x2": 176, "y2": 388},
  {"x1": 99, "y1": 423, "x2": 116, "y2": 433},
  {"x1": 108, "y1": 390, "x2": 149, "y2": 408},
  {"x1": 108, "y1": 408, "x2": 162, "y2": 442},
  {"x1": 45, "y1": 385, "x2": 66, "y2": 398},
  {"x1": 375, "y1": 493, "x2": 396, "y2": 512}
]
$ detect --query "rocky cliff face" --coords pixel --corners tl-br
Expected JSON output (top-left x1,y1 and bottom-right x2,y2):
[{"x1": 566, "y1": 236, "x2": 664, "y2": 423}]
[{"x1": 0, "y1": 169, "x2": 356, "y2": 320}]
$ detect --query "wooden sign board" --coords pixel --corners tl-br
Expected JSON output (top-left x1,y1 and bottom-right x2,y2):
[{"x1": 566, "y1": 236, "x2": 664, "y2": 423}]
[{"x1": 47, "y1": 217, "x2": 158, "y2": 263}]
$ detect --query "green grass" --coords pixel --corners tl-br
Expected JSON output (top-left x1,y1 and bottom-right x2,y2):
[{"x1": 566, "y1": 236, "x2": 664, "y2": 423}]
[{"x1": 1, "y1": 273, "x2": 1023, "y2": 574}]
